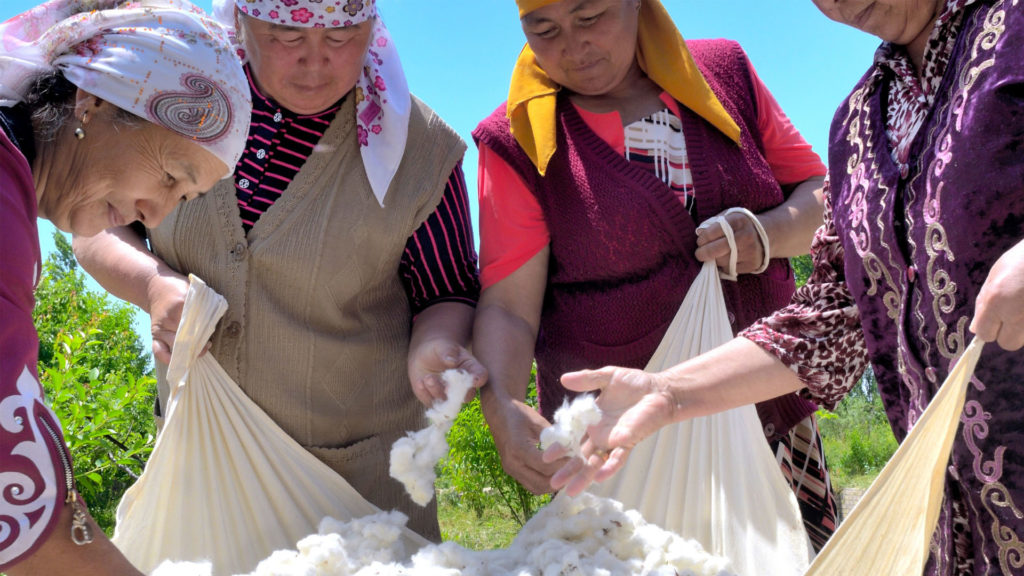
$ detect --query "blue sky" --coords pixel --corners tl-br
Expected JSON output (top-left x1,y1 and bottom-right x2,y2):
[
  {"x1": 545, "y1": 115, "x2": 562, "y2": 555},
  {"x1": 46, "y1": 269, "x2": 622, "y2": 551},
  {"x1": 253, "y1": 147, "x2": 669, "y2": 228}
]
[{"x1": 5, "y1": 0, "x2": 881, "y2": 351}]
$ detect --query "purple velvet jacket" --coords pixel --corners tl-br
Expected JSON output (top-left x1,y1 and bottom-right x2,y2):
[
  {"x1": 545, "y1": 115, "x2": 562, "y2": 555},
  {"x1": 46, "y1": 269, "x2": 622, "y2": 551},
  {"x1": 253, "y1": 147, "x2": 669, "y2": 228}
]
[
  {"x1": 828, "y1": 1, "x2": 1024, "y2": 572},
  {"x1": 474, "y1": 39, "x2": 817, "y2": 441}
]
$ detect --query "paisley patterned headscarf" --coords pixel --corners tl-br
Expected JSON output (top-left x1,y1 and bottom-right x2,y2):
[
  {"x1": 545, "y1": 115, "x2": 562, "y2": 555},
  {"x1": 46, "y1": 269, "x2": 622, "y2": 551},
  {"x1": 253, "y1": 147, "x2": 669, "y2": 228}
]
[
  {"x1": 215, "y1": 0, "x2": 410, "y2": 206},
  {"x1": 510, "y1": 0, "x2": 742, "y2": 175},
  {"x1": 0, "y1": 0, "x2": 251, "y2": 176}
]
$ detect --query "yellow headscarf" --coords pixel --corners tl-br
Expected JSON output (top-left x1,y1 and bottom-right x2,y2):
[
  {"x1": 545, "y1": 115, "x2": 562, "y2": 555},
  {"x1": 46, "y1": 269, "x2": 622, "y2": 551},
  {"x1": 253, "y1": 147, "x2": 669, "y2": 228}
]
[{"x1": 510, "y1": 0, "x2": 742, "y2": 175}]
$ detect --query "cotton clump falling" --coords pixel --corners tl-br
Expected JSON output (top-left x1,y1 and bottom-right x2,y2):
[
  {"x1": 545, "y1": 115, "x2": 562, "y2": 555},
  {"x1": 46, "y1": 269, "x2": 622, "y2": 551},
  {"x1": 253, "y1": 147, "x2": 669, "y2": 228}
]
[{"x1": 389, "y1": 369, "x2": 476, "y2": 506}]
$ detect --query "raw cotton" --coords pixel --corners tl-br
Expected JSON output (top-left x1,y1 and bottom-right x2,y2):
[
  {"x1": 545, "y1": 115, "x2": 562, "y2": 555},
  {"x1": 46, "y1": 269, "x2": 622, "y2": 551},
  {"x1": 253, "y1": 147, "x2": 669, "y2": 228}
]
[
  {"x1": 805, "y1": 337, "x2": 984, "y2": 575},
  {"x1": 113, "y1": 276, "x2": 427, "y2": 576},
  {"x1": 538, "y1": 394, "x2": 601, "y2": 455},
  {"x1": 155, "y1": 491, "x2": 736, "y2": 576},
  {"x1": 389, "y1": 369, "x2": 476, "y2": 506},
  {"x1": 579, "y1": 214, "x2": 811, "y2": 576}
]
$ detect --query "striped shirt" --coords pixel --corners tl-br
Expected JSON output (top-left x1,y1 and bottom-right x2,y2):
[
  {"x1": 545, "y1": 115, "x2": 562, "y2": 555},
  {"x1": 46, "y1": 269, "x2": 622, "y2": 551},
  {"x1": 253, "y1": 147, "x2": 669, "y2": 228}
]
[{"x1": 235, "y1": 65, "x2": 479, "y2": 314}]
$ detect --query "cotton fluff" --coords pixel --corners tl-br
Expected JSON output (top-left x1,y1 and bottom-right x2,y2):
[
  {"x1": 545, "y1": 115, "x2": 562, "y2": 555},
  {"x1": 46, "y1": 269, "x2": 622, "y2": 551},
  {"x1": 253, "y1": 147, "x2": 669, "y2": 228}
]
[
  {"x1": 156, "y1": 491, "x2": 735, "y2": 576},
  {"x1": 538, "y1": 394, "x2": 601, "y2": 456},
  {"x1": 389, "y1": 369, "x2": 476, "y2": 506}
]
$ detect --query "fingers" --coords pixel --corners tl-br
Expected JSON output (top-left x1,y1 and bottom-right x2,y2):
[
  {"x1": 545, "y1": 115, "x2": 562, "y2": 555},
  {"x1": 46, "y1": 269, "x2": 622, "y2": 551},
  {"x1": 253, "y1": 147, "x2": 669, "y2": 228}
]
[
  {"x1": 151, "y1": 332, "x2": 174, "y2": 365},
  {"x1": 449, "y1": 347, "x2": 489, "y2": 389},
  {"x1": 559, "y1": 367, "x2": 614, "y2": 393},
  {"x1": 693, "y1": 214, "x2": 764, "y2": 274},
  {"x1": 411, "y1": 373, "x2": 446, "y2": 406},
  {"x1": 549, "y1": 446, "x2": 628, "y2": 497},
  {"x1": 506, "y1": 443, "x2": 564, "y2": 495}
]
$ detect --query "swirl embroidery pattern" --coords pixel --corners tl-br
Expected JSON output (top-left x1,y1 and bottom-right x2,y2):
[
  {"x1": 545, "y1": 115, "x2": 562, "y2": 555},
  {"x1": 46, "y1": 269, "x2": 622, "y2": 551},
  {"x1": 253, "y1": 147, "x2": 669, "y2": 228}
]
[
  {"x1": 148, "y1": 74, "x2": 233, "y2": 143},
  {"x1": 0, "y1": 367, "x2": 59, "y2": 565}
]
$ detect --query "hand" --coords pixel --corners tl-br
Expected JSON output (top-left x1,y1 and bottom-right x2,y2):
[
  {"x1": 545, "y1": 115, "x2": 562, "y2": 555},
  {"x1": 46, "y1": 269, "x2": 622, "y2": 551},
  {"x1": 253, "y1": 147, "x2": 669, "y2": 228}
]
[
  {"x1": 408, "y1": 339, "x2": 488, "y2": 407},
  {"x1": 481, "y1": 395, "x2": 565, "y2": 494},
  {"x1": 543, "y1": 366, "x2": 677, "y2": 496},
  {"x1": 694, "y1": 209, "x2": 767, "y2": 275},
  {"x1": 145, "y1": 272, "x2": 190, "y2": 365},
  {"x1": 970, "y1": 239, "x2": 1024, "y2": 351}
]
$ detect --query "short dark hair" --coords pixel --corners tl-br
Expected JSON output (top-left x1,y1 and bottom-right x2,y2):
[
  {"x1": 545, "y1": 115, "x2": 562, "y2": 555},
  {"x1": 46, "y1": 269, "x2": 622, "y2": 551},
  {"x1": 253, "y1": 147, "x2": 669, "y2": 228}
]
[{"x1": 24, "y1": 70, "x2": 140, "y2": 142}]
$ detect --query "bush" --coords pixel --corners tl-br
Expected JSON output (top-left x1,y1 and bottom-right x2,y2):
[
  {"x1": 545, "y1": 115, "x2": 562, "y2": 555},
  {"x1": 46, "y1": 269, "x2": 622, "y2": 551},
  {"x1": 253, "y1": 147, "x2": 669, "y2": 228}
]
[
  {"x1": 33, "y1": 232, "x2": 156, "y2": 534},
  {"x1": 817, "y1": 367, "x2": 898, "y2": 489},
  {"x1": 439, "y1": 367, "x2": 550, "y2": 528}
]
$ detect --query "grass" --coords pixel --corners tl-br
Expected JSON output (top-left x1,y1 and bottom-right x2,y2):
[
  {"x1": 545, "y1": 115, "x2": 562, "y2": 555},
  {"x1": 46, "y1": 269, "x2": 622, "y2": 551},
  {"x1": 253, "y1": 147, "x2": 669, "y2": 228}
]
[{"x1": 437, "y1": 494, "x2": 521, "y2": 550}]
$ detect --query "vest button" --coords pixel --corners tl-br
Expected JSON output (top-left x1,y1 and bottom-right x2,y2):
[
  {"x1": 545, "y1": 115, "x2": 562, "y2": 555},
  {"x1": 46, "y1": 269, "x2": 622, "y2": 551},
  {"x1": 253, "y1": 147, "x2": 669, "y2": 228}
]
[
  {"x1": 231, "y1": 242, "x2": 247, "y2": 262},
  {"x1": 224, "y1": 321, "x2": 241, "y2": 337},
  {"x1": 906, "y1": 265, "x2": 917, "y2": 284}
]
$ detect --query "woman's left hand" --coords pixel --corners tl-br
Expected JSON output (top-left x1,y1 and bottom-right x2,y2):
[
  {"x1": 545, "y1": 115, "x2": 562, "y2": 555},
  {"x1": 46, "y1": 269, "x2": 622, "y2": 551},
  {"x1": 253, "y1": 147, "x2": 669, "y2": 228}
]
[
  {"x1": 409, "y1": 339, "x2": 488, "y2": 406},
  {"x1": 542, "y1": 366, "x2": 677, "y2": 496},
  {"x1": 694, "y1": 210, "x2": 767, "y2": 275},
  {"x1": 970, "y1": 238, "x2": 1024, "y2": 351}
]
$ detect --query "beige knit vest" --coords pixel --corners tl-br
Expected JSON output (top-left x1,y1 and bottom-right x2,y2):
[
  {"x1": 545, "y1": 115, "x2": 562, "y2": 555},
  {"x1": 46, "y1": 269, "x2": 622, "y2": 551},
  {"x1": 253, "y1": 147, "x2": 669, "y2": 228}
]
[{"x1": 148, "y1": 94, "x2": 465, "y2": 538}]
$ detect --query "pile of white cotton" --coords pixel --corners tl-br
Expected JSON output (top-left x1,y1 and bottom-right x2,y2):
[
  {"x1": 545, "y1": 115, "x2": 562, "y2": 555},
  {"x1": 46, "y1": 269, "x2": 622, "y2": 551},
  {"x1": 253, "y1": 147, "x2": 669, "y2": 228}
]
[
  {"x1": 389, "y1": 369, "x2": 476, "y2": 506},
  {"x1": 154, "y1": 492, "x2": 735, "y2": 576}
]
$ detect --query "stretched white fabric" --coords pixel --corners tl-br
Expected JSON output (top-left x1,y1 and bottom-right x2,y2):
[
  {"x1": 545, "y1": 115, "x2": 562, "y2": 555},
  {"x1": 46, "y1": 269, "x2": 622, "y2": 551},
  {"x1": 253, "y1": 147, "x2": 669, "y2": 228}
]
[
  {"x1": 805, "y1": 337, "x2": 984, "y2": 576},
  {"x1": 588, "y1": 214, "x2": 810, "y2": 576},
  {"x1": 112, "y1": 275, "x2": 428, "y2": 576}
]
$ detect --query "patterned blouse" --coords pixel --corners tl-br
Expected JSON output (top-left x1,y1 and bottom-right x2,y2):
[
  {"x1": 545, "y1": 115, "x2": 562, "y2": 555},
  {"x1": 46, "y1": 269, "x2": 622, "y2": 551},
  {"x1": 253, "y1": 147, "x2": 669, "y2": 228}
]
[{"x1": 741, "y1": 0, "x2": 974, "y2": 407}]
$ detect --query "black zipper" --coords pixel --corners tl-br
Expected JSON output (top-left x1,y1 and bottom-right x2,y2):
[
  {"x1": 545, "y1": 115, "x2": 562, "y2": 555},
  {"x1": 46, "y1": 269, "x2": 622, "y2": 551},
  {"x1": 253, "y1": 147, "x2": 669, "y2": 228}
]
[{"x1": 37, "y1": 415, "x2": 93, "y2": 546}]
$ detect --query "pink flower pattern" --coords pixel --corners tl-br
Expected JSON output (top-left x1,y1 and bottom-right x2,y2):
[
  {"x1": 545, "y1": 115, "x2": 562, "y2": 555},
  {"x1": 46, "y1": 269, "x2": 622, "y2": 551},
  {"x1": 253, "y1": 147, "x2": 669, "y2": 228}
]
[{"x1": 290, "y1": 7, "x2": 313, "y2": 23}]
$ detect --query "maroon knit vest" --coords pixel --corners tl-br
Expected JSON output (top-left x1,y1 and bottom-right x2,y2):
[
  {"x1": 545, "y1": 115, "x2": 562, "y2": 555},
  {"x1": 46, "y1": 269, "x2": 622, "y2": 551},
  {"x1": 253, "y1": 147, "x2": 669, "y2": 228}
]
[{"x1": 473, "y1": 39, "x2": 816, "y2": 440}]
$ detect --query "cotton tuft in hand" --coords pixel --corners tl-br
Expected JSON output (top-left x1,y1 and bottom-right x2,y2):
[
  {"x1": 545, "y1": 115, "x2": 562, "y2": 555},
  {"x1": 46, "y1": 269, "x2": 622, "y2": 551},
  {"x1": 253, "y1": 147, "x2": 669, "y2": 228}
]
[
  {"x1": 389, "y1": 369, "x2": 476, "y2": 506},
  {"x1": 538, "y1": 394, "x2": 601, "y2": 456}
]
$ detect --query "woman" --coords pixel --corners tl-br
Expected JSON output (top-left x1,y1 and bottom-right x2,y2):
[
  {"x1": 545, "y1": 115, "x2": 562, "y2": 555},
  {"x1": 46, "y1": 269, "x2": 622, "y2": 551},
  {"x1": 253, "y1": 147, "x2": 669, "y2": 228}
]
[
  {"x1": 472, "y1": 0, "x2": 836, "y2": 550},
  {"x1": 551, "y1": 0, "x2": 1024, "y2": 572},
  {"x1": 72, "y1": 0, "x2": 485, "y2": 542},
  {"x1": 0, "y1": 1, "x2": 250, "y2": 573}
]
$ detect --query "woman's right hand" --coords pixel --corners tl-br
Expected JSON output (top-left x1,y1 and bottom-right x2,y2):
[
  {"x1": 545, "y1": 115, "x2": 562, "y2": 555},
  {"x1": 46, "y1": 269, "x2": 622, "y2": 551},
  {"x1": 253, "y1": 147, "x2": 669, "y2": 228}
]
[
  {"x1": 481, "y1": 395, "x2": 565, "y2": 495},
  {"x1": 543, "y1": 366, "x2": 677, "y2": 496},
  {"x1": 146, "y1": 272, "x2": 190, "y2": 365}
]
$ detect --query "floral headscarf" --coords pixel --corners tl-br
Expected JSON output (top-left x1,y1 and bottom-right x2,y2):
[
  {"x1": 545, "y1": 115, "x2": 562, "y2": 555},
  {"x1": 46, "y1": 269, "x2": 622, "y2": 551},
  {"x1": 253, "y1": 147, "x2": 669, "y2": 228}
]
[
  {"x1": 215, "y1": 0, "x2": 410, "y2": 206},
  {"x1": 0, "y1": 0, "x2": 252, "y2": 176}
]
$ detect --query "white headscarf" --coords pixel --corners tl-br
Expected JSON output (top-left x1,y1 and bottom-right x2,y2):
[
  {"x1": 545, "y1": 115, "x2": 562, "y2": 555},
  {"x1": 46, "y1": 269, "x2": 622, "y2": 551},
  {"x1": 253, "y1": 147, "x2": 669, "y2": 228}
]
[
  {"x1": 214, "y1": 0, "x2": 410, "y2": 206},
  {"x1": 0, "y1": 0, "x2": 251, "y2": 176}
]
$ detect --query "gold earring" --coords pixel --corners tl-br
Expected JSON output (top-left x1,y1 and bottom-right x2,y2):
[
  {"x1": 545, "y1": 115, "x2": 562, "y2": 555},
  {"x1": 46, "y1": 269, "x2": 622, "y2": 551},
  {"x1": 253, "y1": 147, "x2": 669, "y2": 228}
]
[{"x1": 74, "y1": 111, "x2": 88, "y2": 140}]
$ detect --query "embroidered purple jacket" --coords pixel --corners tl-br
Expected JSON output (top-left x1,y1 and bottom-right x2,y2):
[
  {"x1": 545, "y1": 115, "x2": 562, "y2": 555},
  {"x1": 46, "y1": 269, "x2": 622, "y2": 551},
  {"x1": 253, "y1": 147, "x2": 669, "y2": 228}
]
[{"x1": 825, "y1": 1, "x2": 1024, "y2": 571}]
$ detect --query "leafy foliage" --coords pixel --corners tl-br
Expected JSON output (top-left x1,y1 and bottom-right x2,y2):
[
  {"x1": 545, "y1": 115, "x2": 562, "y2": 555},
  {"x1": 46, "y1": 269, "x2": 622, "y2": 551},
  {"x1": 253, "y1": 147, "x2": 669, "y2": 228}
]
[
  {"x1": 33, "y1": 232, "x2": 156, "y2": 533},
  {"x1": 439, "y1": 367, "x2": 550, "y2": 528},
  {"x1": 792, "y1": 254, "x2": 813, "y2": 288},
  {"x1": 817, "y1": 367, "x2": 897, "y2": 489}
]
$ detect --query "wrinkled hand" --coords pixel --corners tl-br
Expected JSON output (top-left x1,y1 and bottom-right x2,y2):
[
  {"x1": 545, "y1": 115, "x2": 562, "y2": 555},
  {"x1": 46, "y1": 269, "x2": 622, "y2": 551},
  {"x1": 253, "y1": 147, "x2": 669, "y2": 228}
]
[
  {"x1": 483, "y1": 398, "x2": 565, "y2": 494},
  {"x1": 543, "y1": 366, "x2": 677, "y2": 496},
  {"x1": 970, "y1": 239, "x2": 1024, "y2": 351},
  {"x1": 409, "y1": 340, "x2": 488, "y2": 406},
  {"x1": 694, "y1": 210, "x2": 767, "y2": 275},
  {"x1": 146, "y1": 272, "x2": 190, "y2": 365}
]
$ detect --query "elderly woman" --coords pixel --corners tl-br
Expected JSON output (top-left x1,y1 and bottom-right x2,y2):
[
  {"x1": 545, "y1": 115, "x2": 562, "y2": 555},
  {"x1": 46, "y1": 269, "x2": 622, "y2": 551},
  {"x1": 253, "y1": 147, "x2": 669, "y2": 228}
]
[
  {"x1": 472, "y1": 0, "x2": 836, "y2": 550},
  {"x1": 0, "y1": 0, "x2": 250, "y2": 573},
  {"x1": 551, "y1": 0, "x2": 1024, "y2": 572},
  {"x1": 72, "y1": 0, "x2": 484, "y2": 542}
]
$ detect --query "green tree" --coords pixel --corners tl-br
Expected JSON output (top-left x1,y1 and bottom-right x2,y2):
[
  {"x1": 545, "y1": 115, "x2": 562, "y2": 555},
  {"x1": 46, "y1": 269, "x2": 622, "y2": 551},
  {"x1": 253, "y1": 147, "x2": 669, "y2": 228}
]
[{"x1": 33, "y1": 231, "x2": 157, "y2": 533}]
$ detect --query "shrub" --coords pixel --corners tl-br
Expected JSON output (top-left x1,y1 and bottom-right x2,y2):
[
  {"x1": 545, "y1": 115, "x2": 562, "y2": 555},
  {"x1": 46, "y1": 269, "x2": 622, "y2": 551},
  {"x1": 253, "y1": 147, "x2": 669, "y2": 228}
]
[
  {"x1": 439, "y1": 368, "x2": 550, "y2": 527},
  {"x1": 33, "y1": 231, "x2": 156, "y2": 533}
]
